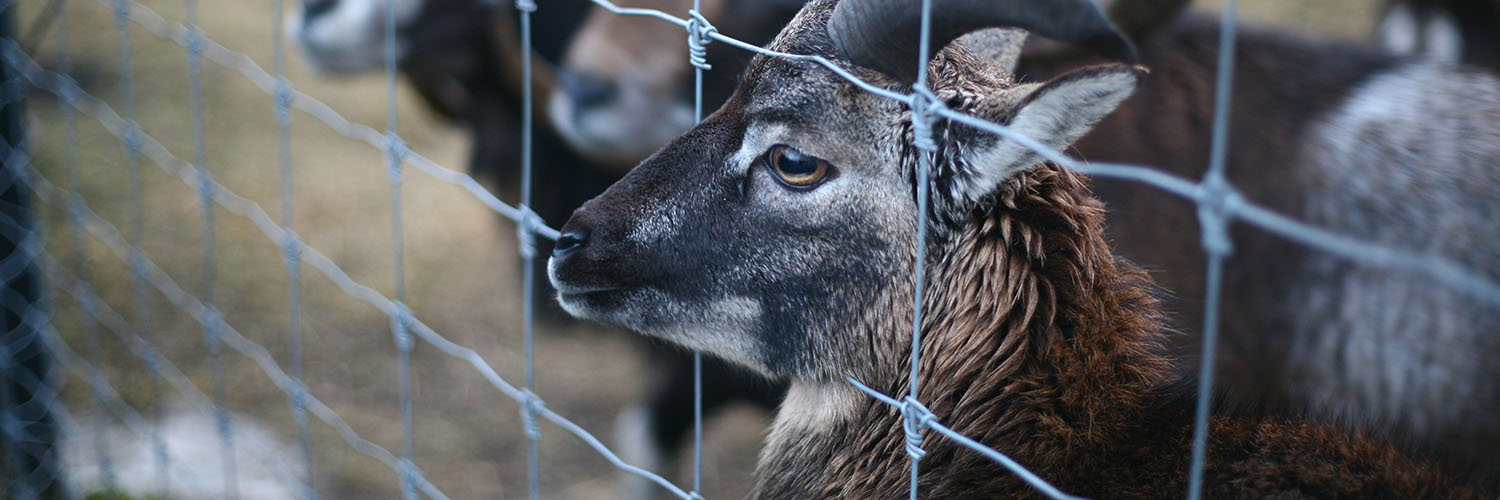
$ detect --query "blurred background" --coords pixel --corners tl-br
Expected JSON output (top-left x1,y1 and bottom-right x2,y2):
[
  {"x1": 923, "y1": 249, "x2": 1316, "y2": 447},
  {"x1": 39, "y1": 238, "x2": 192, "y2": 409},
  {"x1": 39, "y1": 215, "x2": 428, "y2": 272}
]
[{"x1": 1, "y1": 0, "x2": 1460, "y2": 498}]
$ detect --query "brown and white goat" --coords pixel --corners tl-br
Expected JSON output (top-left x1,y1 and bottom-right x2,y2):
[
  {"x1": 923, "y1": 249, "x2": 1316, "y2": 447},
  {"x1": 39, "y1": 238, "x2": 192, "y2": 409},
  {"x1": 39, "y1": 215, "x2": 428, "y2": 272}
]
[
  {"x1": 554, "y1": 0, "x2": 1500, "y2": 486},
  {"x1": 549, "y1": 0, "x2": 1482, "y2": 496}
]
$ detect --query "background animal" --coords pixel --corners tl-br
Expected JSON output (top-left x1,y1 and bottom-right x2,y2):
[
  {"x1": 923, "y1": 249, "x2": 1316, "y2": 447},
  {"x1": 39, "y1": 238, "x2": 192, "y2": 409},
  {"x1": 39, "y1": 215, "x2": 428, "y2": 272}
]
[
  {"x1": 554, "y1": 0, "x2": 1500, "y2": 488},
  {"x1": 1018, "y1": 0, "x2": 1500, "y2": 485},
  {"x1": 1376, "y1": 0, "x2": 1500, "y2": 69},
  {"x1": 290, "y1": 0, "x2": 615, "y2": 255},
  {"x1": 547, "y1": 0, "x2": 1480, "y2": 496},
  {"x1": 558, "y1": 0, "x2": 1500, "y2": 486},
  {"x1": 292, "y1": 2, "x2": 784, "y2": 498}
]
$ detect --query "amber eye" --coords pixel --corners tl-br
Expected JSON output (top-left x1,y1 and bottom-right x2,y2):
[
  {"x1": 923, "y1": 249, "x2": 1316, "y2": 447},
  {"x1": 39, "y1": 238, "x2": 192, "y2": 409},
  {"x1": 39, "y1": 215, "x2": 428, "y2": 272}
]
[{"x1": 766, "y1": 145, "x2": 832, "y2": 188}]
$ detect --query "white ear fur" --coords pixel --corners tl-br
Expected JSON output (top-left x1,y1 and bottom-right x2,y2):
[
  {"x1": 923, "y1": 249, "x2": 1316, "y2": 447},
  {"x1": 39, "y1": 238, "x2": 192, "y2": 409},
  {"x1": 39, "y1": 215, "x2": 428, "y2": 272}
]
[{"x1": 953, "y1": 65, "x2": 1142, "y2": 205}]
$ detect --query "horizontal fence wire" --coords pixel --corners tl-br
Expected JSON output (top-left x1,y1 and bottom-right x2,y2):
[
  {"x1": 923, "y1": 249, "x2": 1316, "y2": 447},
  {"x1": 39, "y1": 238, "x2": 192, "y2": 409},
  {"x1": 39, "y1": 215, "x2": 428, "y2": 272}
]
[
  {"x1": 574, "y1": 1, "x2": 1500, "y2": 499},
  {"x1": 4, "y1": 10, "x2": 694, "y2": 494},
  {"x1": 13, "y1": 0, "x2": 1500, "y2": 498},
  {"x1": 91, "y1": 0, "x2": 557, "y2": 239},
  {"x1": 582, "y1": 0, "x2": 1500, "y2": 309},
  {"x1": 45, "y1": 258, "x2": 300, "y2": 492},
  {"x1": 17, "y1": 148, "x2": 454, "y2": 500},
  {"x1": 39, "y1": 293, "x2": 305, "y2": 494}
]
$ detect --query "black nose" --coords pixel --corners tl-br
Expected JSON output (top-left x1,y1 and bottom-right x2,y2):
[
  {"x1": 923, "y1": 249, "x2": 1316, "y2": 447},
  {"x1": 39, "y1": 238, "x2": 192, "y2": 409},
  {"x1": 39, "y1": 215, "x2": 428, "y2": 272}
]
[
  {"x1": 302, "y1": 0, "x2": 338, "y2": 19},
  {"x1": 553, "y1": 229, "x2": 588, "y2": 257},
  {"x1": 558, "y1": 70, "x2": 618, "y2": 110}
]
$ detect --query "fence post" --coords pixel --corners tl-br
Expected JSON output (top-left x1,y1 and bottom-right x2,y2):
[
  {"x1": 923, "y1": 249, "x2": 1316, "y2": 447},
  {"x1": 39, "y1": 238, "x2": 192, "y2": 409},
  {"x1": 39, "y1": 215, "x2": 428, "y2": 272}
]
[{"x1": 0, "y1": 3, "x2": 67, "y2": 499}]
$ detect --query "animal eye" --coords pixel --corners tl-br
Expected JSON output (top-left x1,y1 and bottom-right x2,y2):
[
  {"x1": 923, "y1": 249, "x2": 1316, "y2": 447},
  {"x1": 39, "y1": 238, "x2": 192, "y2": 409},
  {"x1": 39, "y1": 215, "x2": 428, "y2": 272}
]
[{"x1": 766, "y1": 145, "x2": 832, "y2": 188}]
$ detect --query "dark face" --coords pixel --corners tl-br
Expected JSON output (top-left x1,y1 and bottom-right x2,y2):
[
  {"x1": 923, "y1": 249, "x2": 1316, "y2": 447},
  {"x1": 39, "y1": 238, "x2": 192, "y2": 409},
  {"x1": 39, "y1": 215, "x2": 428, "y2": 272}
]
[{"x1": 549, "y1": 0, "x2": 1141, "y2": 380}]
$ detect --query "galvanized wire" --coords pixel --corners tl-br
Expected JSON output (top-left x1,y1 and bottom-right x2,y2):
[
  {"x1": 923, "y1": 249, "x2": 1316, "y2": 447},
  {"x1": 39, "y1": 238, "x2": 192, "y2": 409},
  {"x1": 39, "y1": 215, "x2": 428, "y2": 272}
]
[
  {"x1": 378, "y1": 0, "x2": 419, "y2": 499},
  {"x1": 22, "y1": 160, "x2": 455, "y2": 500},
  {"x1": 39, "y1": 274, "x2": 307, "y2": 495},
  {"x1": 569, "y1": 1, "x2": 1500, "y2": 498},
  {"x1": 63, "y1": 25, "x2": 115, "y2": 497},
  {"x1": 17, "y1": 1, "x2": 1500, "y2": 499},
  {"x1": 688, "y1": 0, "x2": 712, "y2": 497},
  {"x1": 0, "y1": 93, "x2": 60, "y2": 500},
  {"x1": 513, "y1": 0, "x2": 543, "y2": 498},
  {"x1": 181, "y1": 2, "x2": 239, "y2": 497},
  {"x1": 4, "y1": 33, "x2": 693, "y2": 498},
  {"x1": 904, "y1": 0, "x2": 939, "y2": 497},
  {"x1": 1187, "y1": 0, "x2": 1240, "y2": 497},
  {"x1": 93, "y1": 0, "x2": 557, "y2": 239},
  {"x1": 269, "y1": 0, "x2": 316, "y2": 497}
]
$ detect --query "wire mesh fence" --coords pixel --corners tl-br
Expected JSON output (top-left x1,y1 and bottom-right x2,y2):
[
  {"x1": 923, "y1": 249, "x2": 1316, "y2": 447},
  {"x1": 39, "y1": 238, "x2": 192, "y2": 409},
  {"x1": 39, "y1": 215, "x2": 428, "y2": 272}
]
[{"x1": 3, "y1": 0, "x2": 1498, "y2": 499}]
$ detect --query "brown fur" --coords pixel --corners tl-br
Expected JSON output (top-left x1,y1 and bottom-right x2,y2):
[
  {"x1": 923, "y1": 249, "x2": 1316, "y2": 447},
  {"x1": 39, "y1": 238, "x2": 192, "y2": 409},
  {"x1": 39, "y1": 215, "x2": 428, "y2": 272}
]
[{"x1": 753, "y1": 166, "x2": 1475, "y2": 499}]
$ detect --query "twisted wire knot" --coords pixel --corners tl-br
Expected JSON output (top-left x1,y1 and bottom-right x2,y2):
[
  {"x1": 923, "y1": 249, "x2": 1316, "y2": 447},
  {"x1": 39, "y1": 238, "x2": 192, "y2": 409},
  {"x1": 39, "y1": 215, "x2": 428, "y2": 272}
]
[
  {"x1": 909, "y1": 86, "x2": 943, "y2": 153},
  {"x1": 900, "y1": 396, "x2": 937, "y2": 460},
  {"x1": 686, "y1": 10, "x2": 717, "y2": 71},
  {"x1": 113, "y1": 0, "x2": 130, "y2": 28},
  {"x1": 515, "y1": 205, "x2": 542, "y2": 260},
  {"x1": 123, "y1": 123, "x2": 143, "y2": 155},
  {"x1": 202, "y1": 306, "x2": 223, "y2": 354},
  {"x1": 68, "y1": 194, "x2": 88, "y2": 227},
  {"x1": 139, "y1": 343, "x2": 165, "y2": 376},
  {"x1": 57, "y1": 76, "x2": 80, "y2": 105},
  {"x1": 186, "y1": 28, "x2": 205, "y2": 61},
  {"x1": 399, "y1": 459, "x2": 421, "y2": 496},
  {"x1": 390, "y1": 303, "x2": 414, "y2": 352},
  {"x1": 384, "y1": 133, "x2": 407, "y2": 183},
  {"x1": 130, "y1": 250, "x2": 149, "y2": 282},
  {"x1": 513, "y1": 0, "x2": 537, "y2": 13},
  {"x1": 519, "y1": 390, "x2": 545, "y2": 439},
  {"x1": 273, "y1": 78, "x2": 294, "y2": 126},
  {"x1": 213, "y1": 405, "x2": 233, "y2": 439},
  {"x1": 282, "y1": 231, "x2": 303, "y2": 270},
  {"x1": 197, "y1": 169, "x2": 215, "y2": 202},
  {"x1": 288, "y1": 378, "x2": 310, "y2": 412},
  {"x1": 1195, "y1": 174, "x2": 1238, "y2": 256}
]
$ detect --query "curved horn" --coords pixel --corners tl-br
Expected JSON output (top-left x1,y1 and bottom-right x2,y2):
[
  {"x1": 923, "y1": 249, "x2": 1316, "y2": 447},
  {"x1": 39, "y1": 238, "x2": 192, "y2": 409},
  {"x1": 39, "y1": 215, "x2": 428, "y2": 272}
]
[
  {"x1": 828, "y1": 0, "x2": 1136, "y2": 83},
  {"x1": 1106, "y1": 0, "x2": 1191, "y2": 43}
]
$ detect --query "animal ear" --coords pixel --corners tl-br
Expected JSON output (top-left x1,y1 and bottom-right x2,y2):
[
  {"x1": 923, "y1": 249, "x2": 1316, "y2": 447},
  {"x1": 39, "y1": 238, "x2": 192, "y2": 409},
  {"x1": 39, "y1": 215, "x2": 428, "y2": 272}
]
[
  {"x1": 956, "y1": 28, "x2": 1029, "y2": 73},
  {"x1": 945, "y1": 64, "x2": 1143, "y2": 206}
]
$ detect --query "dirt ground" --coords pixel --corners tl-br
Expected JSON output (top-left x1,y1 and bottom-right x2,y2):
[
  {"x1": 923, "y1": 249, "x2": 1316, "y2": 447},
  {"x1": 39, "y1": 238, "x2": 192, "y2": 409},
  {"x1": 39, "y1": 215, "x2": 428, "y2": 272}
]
[{"x1": 17, "y1": 0, "x2": 1375, "y2": 498}]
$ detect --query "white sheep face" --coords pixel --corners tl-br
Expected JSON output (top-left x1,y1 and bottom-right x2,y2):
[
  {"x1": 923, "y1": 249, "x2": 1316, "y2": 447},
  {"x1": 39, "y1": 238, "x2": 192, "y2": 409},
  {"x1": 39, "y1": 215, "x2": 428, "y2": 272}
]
[{"x1": 287, "y1": 0, "x2": 425, "y2": 73}]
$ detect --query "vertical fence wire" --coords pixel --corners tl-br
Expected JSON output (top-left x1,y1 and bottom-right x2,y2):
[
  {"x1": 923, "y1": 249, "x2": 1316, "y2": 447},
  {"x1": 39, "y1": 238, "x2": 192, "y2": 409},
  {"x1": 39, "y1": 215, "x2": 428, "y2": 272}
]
[
  {"x1": 183, "y1": 2, "x2": 239, "y2": 497},
  {"x1": 513, "y1": 1, "x2": 543, "y2": 499},
  {"x1": 381, "y1": 0, "x2": 418, "y2": 498},
  {"x1": 109, "y1": 0, "x2": 148, "y2": 491},
  {"x1": 270, "y1": 0, "x2": 316, "y2": 497},
  {"x1": 52, "y1": 4, "x2": 111, "y2": 496},
  {"x1": 687, "y1": 0, "x2": 710, "y2": 497},
  {"x1": 905, "y1": 0, "x2": 938, "y2": 498},
  {"x1": 41, "y1": 2, "x2": 114, "y2": 494},
  {"x1": 28, "y1": 1, "x2": 1500, "y2": 499},
  {"x1": 0, "y1": 6, "x2": 51, "y2": 494},
  {"x1": 1187, "y1": 1, "x2": 1240, "y2": 498}
]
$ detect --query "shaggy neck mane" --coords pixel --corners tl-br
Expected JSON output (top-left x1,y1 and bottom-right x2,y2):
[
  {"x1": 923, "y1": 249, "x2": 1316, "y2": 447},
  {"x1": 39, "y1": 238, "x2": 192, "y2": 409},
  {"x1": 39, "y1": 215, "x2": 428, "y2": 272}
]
[{"x1": 754, "y1": 165, "x2": 1179, "y2": 499}]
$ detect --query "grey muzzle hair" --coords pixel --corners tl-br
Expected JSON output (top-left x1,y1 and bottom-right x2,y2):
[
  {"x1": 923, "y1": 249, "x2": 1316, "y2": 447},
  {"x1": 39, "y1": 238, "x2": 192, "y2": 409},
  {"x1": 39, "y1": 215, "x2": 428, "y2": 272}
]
[{"x1": 827, "y1": 0, "x2": 1138, "y2": 83}]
